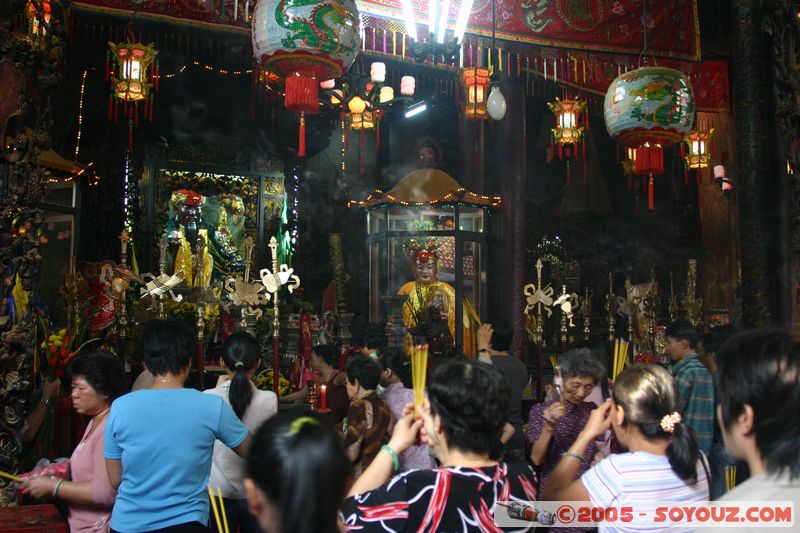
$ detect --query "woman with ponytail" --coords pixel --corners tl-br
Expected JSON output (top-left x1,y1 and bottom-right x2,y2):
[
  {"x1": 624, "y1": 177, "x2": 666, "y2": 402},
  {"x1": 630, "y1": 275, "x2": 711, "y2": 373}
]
[
  {"x1": 543, "y1": 364, "x2": 709, "y2": 531},
  {"x1": 205, "y1": 332, "x2": 277, "y2": 532}
]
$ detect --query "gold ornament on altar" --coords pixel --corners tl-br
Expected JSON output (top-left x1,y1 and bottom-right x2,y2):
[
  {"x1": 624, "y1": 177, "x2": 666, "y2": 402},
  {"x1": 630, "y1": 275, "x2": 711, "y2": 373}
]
[
  {"x1": 26, "y1": 0, "x2": 51, "y2": 47},
  {"x1": 523, "y1": 259, "x2": 554, "y2": 344},
  {"x1": 225, "y1": 236, "x2": 267, "y2": 328}
]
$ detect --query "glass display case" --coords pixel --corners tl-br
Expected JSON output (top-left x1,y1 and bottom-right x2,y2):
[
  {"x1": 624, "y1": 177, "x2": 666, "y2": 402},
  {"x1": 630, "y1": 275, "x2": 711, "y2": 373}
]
[{"x1": 357, "y1": 169, "x2": 499, "y2": 354}]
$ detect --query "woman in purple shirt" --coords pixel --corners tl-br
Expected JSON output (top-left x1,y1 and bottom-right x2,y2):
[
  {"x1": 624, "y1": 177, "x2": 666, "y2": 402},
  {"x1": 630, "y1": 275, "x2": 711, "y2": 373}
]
[
  {"x1": 528, "y1": 347, "x2": 606, "y2": 486},
  {"x1": 377, "y1": 347, "x2": 435, "y2": 471}
]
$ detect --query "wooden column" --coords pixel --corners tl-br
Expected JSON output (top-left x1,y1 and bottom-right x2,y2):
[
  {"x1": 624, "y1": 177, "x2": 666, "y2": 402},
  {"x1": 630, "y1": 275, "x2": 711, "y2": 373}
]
[
  {"x1": 497, "y1": 81, "x2": 528, "y2": 356},
  {"x1": 732, "y1": 0, "x2": 772, "y2": 326}
]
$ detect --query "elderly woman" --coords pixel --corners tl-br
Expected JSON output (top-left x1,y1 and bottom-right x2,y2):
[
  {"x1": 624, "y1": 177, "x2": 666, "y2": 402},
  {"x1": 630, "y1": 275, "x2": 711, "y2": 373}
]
[
  {"x1": 21, "y1": 352, "x2": 128, "y2": 533},
  {"x1": 528, "y1": 347, "x2": 605, "y2": 486},
  {"x1": 341, "y1": 358, "x2": 538, "y2": 531}
]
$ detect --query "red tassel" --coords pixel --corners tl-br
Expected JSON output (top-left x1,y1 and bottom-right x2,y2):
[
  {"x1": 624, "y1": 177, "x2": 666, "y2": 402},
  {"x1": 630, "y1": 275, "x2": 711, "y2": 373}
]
[
  {"x1": 143, "y1": 95, "x2": 148, "y2": 120},
  {"x1": 128, "y1": 119, "x2": 134, "y2": 152},
  {"x1": 684, "y1": 167, "x2": 689, "y2": 186},
  {"x1": 565, "y1": 161, "x2": 570, "y2": 187},
  {"x1": 285, "y1": 74, "x2": 319, "y2": 115},
  {"x1": 298, "y1": 112, "x2": 306, "y2": 157},
  {"x1": 558, "y1": 143, "x2": 563, "y2": 160},
  {"x1": 648, "y1": 175, "x2": 655, "y2": 210},
  {"x1": 696, "y1": 169, "x2": 701, "y2": 185},
  {"x1": 135, "y1": 103, "x2": 139, "y2": 127},
  {"x1": 627, "y1": 174, "x2": 633, "y2": 192}
]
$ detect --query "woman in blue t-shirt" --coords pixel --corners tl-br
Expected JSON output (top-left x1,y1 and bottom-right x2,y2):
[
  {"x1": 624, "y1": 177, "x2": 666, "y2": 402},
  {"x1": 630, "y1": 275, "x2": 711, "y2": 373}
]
[{"x1": 104, "y1": 320, "x2": 251, "y2": 533}]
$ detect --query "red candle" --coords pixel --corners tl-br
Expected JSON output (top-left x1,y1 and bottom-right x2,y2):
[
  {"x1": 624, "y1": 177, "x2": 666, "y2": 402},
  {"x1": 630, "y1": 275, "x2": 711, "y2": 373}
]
[{"x1": 320, "y1": 384, "x2": 327, "y2": 410}]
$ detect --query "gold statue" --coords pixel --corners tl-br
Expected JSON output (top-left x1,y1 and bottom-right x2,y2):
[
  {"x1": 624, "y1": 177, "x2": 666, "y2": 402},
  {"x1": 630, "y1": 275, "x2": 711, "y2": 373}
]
[{"x1": 397, "y1": 237, "x2": 476, "y2": 356}]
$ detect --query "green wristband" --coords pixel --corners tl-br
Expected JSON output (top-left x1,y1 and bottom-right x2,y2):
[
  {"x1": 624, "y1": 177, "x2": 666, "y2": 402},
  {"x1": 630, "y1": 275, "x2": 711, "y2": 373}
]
[
  {"x1": 53, "y1": 478, "x2": 64, "y2": 497},
  {"x1": 381, "y1": 444, "x2": 400, "y2": 473}
]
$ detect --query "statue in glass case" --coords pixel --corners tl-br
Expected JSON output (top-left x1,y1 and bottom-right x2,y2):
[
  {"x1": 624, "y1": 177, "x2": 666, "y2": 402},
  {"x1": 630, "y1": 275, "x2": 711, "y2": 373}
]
[{"x1": 397, "y1": 238, "x2": 476, "y2": 356}]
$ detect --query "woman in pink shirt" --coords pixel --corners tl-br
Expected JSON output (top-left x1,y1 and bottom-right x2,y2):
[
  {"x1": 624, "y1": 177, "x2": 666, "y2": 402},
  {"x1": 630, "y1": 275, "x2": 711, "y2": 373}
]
[{"x1": 22, "y1": 352, "x2": 127, "y2": 532}]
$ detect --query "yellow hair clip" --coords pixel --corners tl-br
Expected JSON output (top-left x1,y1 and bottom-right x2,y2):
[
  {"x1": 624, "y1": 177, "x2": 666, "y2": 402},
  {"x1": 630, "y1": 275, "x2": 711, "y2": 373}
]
[{"x1": 288, "y1": 416, "x2": 318, "y2": 436}]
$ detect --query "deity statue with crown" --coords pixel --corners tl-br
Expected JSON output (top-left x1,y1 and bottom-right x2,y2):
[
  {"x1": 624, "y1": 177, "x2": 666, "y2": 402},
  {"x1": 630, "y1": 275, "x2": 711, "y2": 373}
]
[
  {"x1": 397, "y1": 237, "x2": 476, "y2": 356},
  {"x1": 163, "y1": 189, "x2": 245, "y2": 286}
]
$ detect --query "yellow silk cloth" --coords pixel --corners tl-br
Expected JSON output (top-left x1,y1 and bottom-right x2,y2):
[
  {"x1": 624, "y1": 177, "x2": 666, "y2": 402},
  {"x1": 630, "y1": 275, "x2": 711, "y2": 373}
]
[
  {"x1": 173, "y1": 228, "x2": 213, "y2": 287},
  {"x1": 397, "y1": 280, "x2": 476, "y2": 356}
]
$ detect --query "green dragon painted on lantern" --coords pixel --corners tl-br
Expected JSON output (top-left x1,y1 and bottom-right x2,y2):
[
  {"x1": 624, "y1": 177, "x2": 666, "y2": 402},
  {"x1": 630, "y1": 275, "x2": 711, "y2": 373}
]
[
  {"x1": 275, "y1": 0, "x2": 358, "y2": 55},
  {"x1": 627, "y1": 75, "x2": 695, "y2": 128}
]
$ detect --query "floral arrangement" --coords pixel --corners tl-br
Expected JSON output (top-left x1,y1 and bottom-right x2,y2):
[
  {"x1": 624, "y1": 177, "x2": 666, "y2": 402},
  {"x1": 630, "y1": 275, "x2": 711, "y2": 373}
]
[
  {"x1": 254, "y1": 369, "x2": 294, "y2": 397},
  {"x1": 39, "y1": 327, "x2": 97, "y2": 379}
]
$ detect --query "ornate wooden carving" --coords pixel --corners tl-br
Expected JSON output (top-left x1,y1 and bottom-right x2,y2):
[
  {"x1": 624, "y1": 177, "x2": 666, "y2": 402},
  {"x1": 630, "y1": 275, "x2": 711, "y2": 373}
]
[{"x1": 0, "y1": 0, "x2": 68, "y2": 504}]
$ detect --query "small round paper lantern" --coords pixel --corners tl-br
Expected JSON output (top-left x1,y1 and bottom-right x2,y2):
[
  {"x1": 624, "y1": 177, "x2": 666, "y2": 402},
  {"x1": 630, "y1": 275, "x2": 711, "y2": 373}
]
[
  {"x1": 348, "y1": 96, "x2": 366, "y2": 115},
  {"x1": 370, "y1": 62, "x2": 386, "y2": 83},
  {"x1": 400, "y1": 76, "x2": 415, "y2": 96},
  {"x1": 379, "y1": 86, "x2": 394, "y2": 103},
  {"x1": 252, "y1": 0, "x2": 360, "y2": 156}
]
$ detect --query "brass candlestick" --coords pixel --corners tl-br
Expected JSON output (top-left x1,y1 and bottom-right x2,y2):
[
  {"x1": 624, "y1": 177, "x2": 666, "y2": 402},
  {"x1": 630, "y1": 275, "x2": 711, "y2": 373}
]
[
  {"x1": 157, "y1": 236, "x2": 168, "y2": 319},
  {"x1": 668, "y1": 271, "x2": 678, "y2": 321},
  {"x1": 582, "y1": 287, "x2": 592, "y2": 340},
  {"x1": 523, "y1": 258, "x2": 554, "y2": 344},
  {"x1": 682, "y1": 259, "x2": 703, "y2": 327},
  {"x1": 606, "y1": 273, "x2": 616, "y2": 342}
]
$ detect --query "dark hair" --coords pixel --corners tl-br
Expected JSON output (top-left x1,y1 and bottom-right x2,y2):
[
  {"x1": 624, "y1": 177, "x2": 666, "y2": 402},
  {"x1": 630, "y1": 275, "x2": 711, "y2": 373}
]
[
  {"x1": 717, "y1": 327, "x2": 800, "y2": 480},
  {"x1": 362, "y1": 323, "x2": 387, "y2": 350},
  {"x1": 68, "y1": 351, "x2": 128, "y2": 403},
  {"x1": 558, "y1": 347, "x2": 605, "y2": 384},
  {"x1": 665, "y1": 320, "x2": 699, "y2": 349},
  {"x1": 312, "y1": 344, "x2": 341, "y2": 367},
  {"x1": 573, "y1": 340, "x2": 610, "y2": 398},
  {"x1": 377, "y1": 347, "x2": 412, "y2": 388},
  {"x1": 246, "y1": 412, "x2": 351, "y2": 533},
  {"x1": 141, "y1": 319, "x2": 195, "y2": 376},
  {"x1": 701, "y1": 325, "x2": 739, "y2": 355},
  {"x1": 428, "y1": 358, "x2": 509, "y2": 455},
  {"x1": 487, "y1": 319, "x2": 513, "y2": 352},
  {"x1": 222, "y1": 332, "x2": 261, "y2": 419},
  {"x1": 612, "y1": 364, "x2": 702, "y2": 485},
  {"x1": 344, "y1": 353, "x2": 381, "y2": 390}
]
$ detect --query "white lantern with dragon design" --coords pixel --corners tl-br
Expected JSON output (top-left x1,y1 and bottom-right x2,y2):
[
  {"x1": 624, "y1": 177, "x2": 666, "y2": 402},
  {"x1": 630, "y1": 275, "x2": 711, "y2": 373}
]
[
  {"x1": 252, "y1": 0, "x2": 360, "y2": 156},
  {"x1": 604, "y1": 66, "x2": 695, "y2": 209}
]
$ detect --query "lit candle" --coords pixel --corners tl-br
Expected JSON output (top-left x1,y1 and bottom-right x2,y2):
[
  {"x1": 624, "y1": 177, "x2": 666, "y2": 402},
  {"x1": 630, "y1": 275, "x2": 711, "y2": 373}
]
[{"x1": 320, "y1": 384, "x2": 327, "y2": 410}]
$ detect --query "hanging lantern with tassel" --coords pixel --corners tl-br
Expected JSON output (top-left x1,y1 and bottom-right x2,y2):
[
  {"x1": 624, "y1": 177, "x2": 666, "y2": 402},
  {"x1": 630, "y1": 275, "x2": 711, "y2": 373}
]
[
  {"x1": 461, "y1": 68, "x2": 490, "y2": 120},
  {"x1": 548, "y1": 97, "x2": 587, "y2": 186},
  {"x1": 108, "y1": 34, "x2": 158, "y2": 152},
  {"x1": 604, "y1": 66, "x2": 695, "y2": 210},
  {"x1": 26, "y1": 0, "x2": 51, "y2": 47},
  {"x1": 683, "y1": 128, "x2": 714, "y2": 183},
  {"x1": 252, "y1": 0, "x2": 360, "y2": 158}
]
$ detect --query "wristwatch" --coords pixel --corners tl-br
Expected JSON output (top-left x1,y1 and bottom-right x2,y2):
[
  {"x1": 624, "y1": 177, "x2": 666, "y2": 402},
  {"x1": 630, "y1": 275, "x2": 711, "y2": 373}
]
[{"x1": 40, "y1": 397, "x2": 51, "y2": 407}]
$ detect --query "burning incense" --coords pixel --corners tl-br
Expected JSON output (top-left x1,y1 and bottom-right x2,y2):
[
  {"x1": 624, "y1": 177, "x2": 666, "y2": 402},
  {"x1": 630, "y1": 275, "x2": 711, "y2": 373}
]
[
  {"x1": 217, "y1": 486, "x2": 230, "y2": 533},
  {"x1": 726, "y1": 465, "x2": 737, "y2": 491},
  {"x1": 612, "y1": 338, "x2": 629, "y2": 381},
  {"x1": 549, "y1": 354, "x2": 558, "y2": 369},
  {"x1": 208, "y1": 486, "x2": 224, "y2": 533},
  {"x1": 410, "y1": 344, "x2": 429, "y2": 408},
  {"x1": 0, "y1": 470, "x2": 22, "y2": 482}
]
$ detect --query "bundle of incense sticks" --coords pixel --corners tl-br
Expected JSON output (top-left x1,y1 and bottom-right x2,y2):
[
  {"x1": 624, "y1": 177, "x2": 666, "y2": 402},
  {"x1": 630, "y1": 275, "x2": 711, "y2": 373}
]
[
  {"x1": 553, "y1": 365, "x2": 564, "y2": 404},
  {"x1": 612, "y1": 338, "x2": 630, "y2": 381},
  {"x1": 208, "y1": 485, "x2": 229, "y2": 533},
  {"x1": 0, "y1": 470, "x2": 21, "y2": 482},
  {"x1": 725, "y1": 465, "x2": 737, "y2": 492},
  {"x1": 410, "y1": 344, "x2": 429, "y2": 408},
  {"x1": 549, "y1": 354, "x2": 558, "y2": 369}
]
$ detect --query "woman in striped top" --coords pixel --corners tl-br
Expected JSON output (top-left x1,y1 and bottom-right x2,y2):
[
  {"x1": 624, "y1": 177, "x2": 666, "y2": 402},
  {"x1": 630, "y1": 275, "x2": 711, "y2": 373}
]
[{"x1": 543, "y1": 364, "x2": 710, "y2": 532}]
